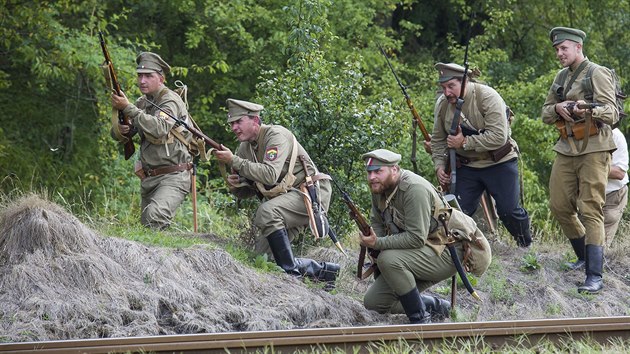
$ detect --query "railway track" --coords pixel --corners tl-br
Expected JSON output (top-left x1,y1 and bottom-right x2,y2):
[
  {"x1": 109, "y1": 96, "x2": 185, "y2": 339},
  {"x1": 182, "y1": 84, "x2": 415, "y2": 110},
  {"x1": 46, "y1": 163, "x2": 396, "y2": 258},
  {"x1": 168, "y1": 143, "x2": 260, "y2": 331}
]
[{"x1": 1, "y1": 316, "x2": 629, "y2": 353}]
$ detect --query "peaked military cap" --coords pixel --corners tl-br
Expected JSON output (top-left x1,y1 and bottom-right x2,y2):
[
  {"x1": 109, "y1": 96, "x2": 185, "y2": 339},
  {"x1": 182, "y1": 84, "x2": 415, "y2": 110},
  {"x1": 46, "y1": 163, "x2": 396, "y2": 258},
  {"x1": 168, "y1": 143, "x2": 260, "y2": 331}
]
[
  {"x1": 226, "y1": 98, "x2": 264, "y2": 123},
  {"x1": 549, "y1": 27, "x2": 586, "y2": 46},
  {"x1": 362, "y1": 149, "x2": 401, "y2": 171},
  {"x1": 435, "y1": 62, "x2": 471, "y2": 83},
  {"x1": 136, "y1": 52, "x2": 170, "y2": 76}
]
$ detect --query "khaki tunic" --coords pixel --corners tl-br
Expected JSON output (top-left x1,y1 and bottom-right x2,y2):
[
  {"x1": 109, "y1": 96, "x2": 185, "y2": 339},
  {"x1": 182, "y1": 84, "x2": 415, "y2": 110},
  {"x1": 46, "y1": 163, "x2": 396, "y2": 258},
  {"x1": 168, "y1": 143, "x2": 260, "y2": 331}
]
[
  {"x1": 229, "y1": 124, "x2": 331, "y2": 254},
  {"x1": 431, "y1": 82, "x2": 517, "y2": 170},
  {"x1": 120, "y1": 86, "x2": 192, "y2": 229},
  {"x1": 541, "y1": 59, "x2": 618, "y2": 245},
  {"x1": 363, "y1": 170, "x2": 462, "y2": 314}
]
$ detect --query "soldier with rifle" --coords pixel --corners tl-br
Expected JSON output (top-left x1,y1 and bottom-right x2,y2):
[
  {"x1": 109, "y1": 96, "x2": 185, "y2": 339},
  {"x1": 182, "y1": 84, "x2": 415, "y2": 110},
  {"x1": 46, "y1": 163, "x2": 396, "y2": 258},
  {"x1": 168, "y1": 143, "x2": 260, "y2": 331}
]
[
  {"x1": 430, "y1": 62, "x2": 532, "y2": 248},
  {"x1": 359, "y1": 149, "x2": 490, "y2": 324},
  {"x1": 541, "y1": 27, "x2": 619, "y2": 294},
  {"x1": 109, "y1": 51, "x2": 193, "y2": 230},
  {"x1": 214, "y1": 99, "x2": 341, "y2": 285}
]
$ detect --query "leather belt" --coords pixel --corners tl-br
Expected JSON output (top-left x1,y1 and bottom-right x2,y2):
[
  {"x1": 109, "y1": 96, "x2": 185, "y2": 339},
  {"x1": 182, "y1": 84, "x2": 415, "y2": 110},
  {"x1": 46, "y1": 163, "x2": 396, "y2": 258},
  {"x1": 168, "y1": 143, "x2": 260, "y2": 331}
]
[{"x1": 146, "y1": 162, "x2": 193, "y2": 177}]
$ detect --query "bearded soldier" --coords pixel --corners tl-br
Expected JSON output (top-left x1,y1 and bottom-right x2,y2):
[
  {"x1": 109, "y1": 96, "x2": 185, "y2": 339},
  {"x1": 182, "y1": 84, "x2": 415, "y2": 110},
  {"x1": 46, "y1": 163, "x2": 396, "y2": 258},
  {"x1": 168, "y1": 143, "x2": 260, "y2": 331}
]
[
  {"x1": 111, "y1": 52, "x2": 193, "y2": 230},
  {"x1": 214, "y1": 98, "x2": 340, "y2": 284}
]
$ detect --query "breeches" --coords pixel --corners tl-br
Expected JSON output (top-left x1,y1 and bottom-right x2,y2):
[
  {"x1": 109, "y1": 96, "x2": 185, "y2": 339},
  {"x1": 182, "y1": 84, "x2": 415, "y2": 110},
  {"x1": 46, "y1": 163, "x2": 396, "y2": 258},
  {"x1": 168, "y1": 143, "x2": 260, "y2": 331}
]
[
  {"x1": 254, "y1": 179, "x2": 332, "y2": 254},
  {"x1": 604, "y1": 185, "x2": 628, "y2": 246},
  {"x1": 549, "y1": 152, "x2": 610, "y2": 245},
  {"x1": 140, "y1": 170, "x2": 191, "y2": 229},
  {"x1": 363, "y1": 244, "x2": 460, "y2": 314},
  {"x1": 457, "y1": 158, "x2": 530, "y2": 238}
]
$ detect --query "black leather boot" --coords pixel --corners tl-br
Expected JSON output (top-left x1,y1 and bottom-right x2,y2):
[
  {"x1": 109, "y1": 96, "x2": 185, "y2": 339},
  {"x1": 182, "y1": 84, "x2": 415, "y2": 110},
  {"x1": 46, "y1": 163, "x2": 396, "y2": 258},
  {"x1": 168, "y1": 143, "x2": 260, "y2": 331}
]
[
  {"x1": 296, "y1": 258, "x2": 340, "y2": 282},
  {"x1": 399, "y1": 288, "x2": 431, "y2": 324},
  {"x1": 421, "y1": 294, "x2": 451, "y2": 322},
  {"x1": 578, "y1": 244, "x2": 604, "y2": 294},
  {"x1": 266, "y1": 229, "x2": 300, "y2": 276},
  {"x1": 565, "y1": 236, "x2": 586, "y2": 271}
]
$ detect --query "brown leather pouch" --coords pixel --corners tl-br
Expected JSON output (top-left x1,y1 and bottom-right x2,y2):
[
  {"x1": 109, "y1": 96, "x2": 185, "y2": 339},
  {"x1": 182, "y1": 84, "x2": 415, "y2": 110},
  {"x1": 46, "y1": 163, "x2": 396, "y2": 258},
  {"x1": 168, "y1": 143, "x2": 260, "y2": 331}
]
[
  {"x1": 571, "y1": 120, "x2": 599, "y2": 140},
  {"x1": 490, "y1": 142, "x2": 513, "y2": 162},
  {"x1": 555, "y1": 120, "x2": 569, "y2": 139}
]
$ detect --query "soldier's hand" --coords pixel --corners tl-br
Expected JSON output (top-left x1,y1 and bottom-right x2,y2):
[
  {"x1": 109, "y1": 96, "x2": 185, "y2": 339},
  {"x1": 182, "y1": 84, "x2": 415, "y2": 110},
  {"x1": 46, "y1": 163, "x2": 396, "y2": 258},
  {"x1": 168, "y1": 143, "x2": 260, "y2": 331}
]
[
  {"x1": 226, "y1": 174, "x2": 242, "y2": 190},
  {"x1": 571, "y1": 99, "x2": 587, "y2": 118},
  {"x1": 111, "y1": 89, "x2": 130, "y2": 110},
  {"x1": 423, "y1": 141, "x2": 432, "y2": 154},
  {"x1": 119, "y1": 123, "x2": 131, "y2": 135},
  {"x1": 555, "y1": 101, "x2": 575, "y2": 122},
  {"x1": 359, "y1": 228, "x2": 377, "y2": 248},
  {"x1": 436, "y1": 167, "x2": 451, "y2": 187},
  {"x1": 446, "y1": 126, "x2": 465, "y2": 148},
  {"x1": 214, "y1": 145, "x2": 234, "y2": 164}
]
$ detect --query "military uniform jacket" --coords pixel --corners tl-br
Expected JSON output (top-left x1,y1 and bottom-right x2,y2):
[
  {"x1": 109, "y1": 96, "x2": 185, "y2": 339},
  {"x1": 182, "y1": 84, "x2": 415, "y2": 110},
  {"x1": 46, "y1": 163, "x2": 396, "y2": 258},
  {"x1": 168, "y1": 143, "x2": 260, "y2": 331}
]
[
  {"x1": 230, "y1": 124, "x2": 315, "y2": 199},
  {"x1": 370, "y1": 170, "x2": 447, "y2": 256},
  {"x1": 431, "y1": 82, "x2": 517, "y2": 170},
  {"x1": 541, "y1": 59, "x2": 618, "y2": 156},
  {"x1": 122, "y1": 86, "x2": 192, "y2": 170}
]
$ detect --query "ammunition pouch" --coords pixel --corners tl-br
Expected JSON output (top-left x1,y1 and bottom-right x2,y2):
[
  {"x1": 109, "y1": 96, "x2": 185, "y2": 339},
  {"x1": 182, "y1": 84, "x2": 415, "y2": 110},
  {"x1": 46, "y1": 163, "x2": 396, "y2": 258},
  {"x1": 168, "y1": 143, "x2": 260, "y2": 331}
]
[
  {"x1": 555, "y1": 119, "x2": 599, "y2": 140},
  {"x1": 489, "y1": 141, "x2": 513, "y2": 162}
]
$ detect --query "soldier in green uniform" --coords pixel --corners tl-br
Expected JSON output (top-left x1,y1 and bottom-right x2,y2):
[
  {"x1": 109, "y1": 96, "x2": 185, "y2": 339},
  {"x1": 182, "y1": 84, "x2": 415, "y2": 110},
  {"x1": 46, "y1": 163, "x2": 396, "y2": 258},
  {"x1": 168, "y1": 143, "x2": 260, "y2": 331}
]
[
  {"x1": 111, "y1": 52, "x2": 193, "y2": 230},
  {"x1": 360, "y1": 149, "x2": 491, "y2": 324},
  {"x1": 541, "y1": 27, "x2": 618, "y2": 294},
  {"x1": 430, "y1": 62, "x2": 532, "y2": 248},
  {"x1": 214, "y1": 98, "x2": 340, "y2": 283}
]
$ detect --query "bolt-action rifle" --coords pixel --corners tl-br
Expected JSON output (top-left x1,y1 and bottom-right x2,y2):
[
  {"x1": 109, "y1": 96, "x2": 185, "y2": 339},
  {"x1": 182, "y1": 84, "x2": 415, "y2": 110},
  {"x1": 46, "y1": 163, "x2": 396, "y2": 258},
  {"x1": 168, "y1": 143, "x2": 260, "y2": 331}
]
[
  {"x1": 447, "y1": 20, "x2": 475, "y2": 194},
  {"x1": 142, "y1": 98, "x2": 224, "y2": 152},
  {"x1": 378, "y1": 44, "x2": 430, "y2": 174},
  {"x1": 99, "y1": 31, "x2": 135, "y2": 160},
  {"x1": 330, "y1": 177, "x2": 378, "y2": 279}
]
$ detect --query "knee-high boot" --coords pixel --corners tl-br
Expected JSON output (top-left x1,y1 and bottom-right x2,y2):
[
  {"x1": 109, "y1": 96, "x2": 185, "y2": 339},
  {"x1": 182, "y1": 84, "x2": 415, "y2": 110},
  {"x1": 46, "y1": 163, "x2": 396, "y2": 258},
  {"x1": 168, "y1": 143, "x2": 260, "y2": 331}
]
[
  {"x1": 399, "y1": 288, "x2": 431, "y2": 324},
  {"x1": 565, "y1": 236, "x2": 586, "y2": 271},
  {"x1": 577, "y1": 244, "x2": 603, "y2": 294},
  {"x1": 266, "y1": 229, "x2": 300, "y2": 276},
  {"x1": 421, "y1": 294, "x2": 451, "y2": 321}
]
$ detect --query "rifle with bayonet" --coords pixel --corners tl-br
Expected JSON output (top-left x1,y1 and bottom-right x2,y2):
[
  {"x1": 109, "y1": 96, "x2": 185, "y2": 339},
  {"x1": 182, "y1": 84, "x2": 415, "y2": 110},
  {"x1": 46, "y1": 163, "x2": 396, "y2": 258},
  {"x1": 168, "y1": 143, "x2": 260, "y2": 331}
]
[
  {"x1": 99, "y1": 31, "x2": 135, "y2": 160},
  {"x1": 378, "y1": 44, "x2": 430, "y2": 174},
  {"x1": 330, "y1": 177, "x2": 378, "y2": 279}
]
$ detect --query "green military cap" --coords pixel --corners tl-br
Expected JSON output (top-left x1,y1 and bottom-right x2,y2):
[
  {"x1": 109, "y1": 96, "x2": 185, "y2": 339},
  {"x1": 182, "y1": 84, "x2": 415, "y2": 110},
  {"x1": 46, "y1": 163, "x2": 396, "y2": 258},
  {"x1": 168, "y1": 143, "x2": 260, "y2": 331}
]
[
  {"x1": 435, "y1": 62, "x2": 471, "y2": 83},
  {"x1": 226, "y1": 98, "x2": 264, "y2": 123},
  {"x1": 549, "y1": 27, "x2": 586, "y2": 46},
  {"x1": 136, "y1": 52, "x2": 170, "y2": 76},
  {"x1": 362, "y1": 149, "x2": 401, "y2": 171}
]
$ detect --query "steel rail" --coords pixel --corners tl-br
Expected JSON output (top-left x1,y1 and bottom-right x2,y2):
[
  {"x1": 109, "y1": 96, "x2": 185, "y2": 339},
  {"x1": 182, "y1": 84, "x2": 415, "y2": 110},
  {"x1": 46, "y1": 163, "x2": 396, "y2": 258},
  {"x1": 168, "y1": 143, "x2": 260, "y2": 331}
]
[{"x1": 1, "y1": 316, "x2": 629, "y2": 353}]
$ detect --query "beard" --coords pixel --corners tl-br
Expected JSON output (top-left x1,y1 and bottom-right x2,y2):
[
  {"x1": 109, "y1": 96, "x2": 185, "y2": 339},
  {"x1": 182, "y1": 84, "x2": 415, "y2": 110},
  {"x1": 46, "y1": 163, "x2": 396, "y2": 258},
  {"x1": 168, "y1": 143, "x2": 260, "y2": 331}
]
[{"x1": 369, "y1": 172, "x2": 398, "y2": 195}]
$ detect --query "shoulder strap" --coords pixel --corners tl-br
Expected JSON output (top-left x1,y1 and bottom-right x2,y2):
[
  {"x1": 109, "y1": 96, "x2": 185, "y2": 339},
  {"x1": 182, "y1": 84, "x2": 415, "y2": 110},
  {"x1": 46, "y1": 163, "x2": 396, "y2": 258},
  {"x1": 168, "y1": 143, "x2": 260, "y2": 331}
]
[
  {"x1": 582, "y1": 64, "x2": 598, "y2": 102},
  {"x1": 563, "y1": 60, "x2": 590, "y2": 100}
]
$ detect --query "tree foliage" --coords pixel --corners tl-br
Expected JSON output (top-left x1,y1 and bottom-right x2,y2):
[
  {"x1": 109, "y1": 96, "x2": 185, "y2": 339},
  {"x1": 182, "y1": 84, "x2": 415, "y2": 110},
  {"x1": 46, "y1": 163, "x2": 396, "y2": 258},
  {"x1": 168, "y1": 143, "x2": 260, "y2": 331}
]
[{"x1": 0, "y1": 0, "x2": 628, "y2": 238}]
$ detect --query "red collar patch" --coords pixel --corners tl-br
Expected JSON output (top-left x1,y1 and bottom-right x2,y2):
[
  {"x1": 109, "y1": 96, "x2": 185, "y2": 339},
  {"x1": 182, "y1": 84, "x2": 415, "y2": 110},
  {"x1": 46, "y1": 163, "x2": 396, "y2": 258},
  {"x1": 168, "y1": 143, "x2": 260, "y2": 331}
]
[{"x1": 265, "y1": 147, "x2": 279, "y2": 161}]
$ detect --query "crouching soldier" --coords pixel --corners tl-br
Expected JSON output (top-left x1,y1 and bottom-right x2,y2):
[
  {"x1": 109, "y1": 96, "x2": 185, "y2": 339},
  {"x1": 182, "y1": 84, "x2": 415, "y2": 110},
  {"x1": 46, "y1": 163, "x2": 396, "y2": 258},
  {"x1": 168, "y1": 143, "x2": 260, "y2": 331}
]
[
  {"x1": 360, "y1": 149, "x2": 491, "y2": 323},
  {"x1": 214, "y1": 98, "x2": 340, "y2": 284}
]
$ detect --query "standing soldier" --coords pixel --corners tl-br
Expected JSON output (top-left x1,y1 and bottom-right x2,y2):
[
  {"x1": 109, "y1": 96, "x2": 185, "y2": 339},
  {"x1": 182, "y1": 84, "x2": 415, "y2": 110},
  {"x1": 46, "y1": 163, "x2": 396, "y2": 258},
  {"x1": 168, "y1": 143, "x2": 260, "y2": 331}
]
[
  {"x1": 430, "y1": 63, "x2": 532, "y2": 248},
  {"x1": 214, "y1": 98, "x2": 340, "y2": 283},
  {"x1": 604, "y1": 128, "x2": 628, "y2": 247},
  {"x1": 111, "y1": 52, "x2": 193, "y2": 230},
  {"x1": 541, "y1": 27, "x2": 618, "y2": 294},
  {"x1": 360, "y1": 149, "x2": 491, "y2": 324}
]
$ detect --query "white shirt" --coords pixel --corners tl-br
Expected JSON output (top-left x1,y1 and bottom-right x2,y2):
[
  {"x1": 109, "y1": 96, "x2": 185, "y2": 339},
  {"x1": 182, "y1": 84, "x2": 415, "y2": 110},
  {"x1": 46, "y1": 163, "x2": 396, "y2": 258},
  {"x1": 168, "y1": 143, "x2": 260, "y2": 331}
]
[{"x1": 606, "y1": 128, "x2": 629, "y2": 194}]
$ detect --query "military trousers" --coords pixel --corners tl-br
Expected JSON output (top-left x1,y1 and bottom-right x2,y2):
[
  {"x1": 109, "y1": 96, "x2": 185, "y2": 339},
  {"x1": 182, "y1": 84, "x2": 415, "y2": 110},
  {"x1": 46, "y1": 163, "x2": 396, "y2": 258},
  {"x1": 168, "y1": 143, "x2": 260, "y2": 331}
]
[
  {"x1": 254, "y1": 179, "x2": 332, "y2": 255},
  {"x1": 457, "y1": 158, "x2": 530, "y2": 240},
  {"x1": 604, "y1": 184, "x2": 628, "y2": 246},
  {"x1": 140, "y1": 170, "x2": 191, "y2": 229},
  {"x1": 363, "y1": 243, "x2": 461, "y2": 315},
  {"x1": 549, "y1": 151, "x2": 610, "y2": 246}
]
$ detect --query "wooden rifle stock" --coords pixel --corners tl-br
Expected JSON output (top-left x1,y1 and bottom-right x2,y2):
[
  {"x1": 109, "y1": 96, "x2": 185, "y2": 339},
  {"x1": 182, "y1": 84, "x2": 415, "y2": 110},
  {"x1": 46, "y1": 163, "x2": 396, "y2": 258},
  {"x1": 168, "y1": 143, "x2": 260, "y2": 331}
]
[
  {"x1": 379, "y1": 44, "x2": 431, "y2": 143},
  {"x1": 99, "y1": 31, "x2": 135, "y2": 160},
  {"x1": 330, "y1": 178, "x2": 376, "y2": 279}
]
